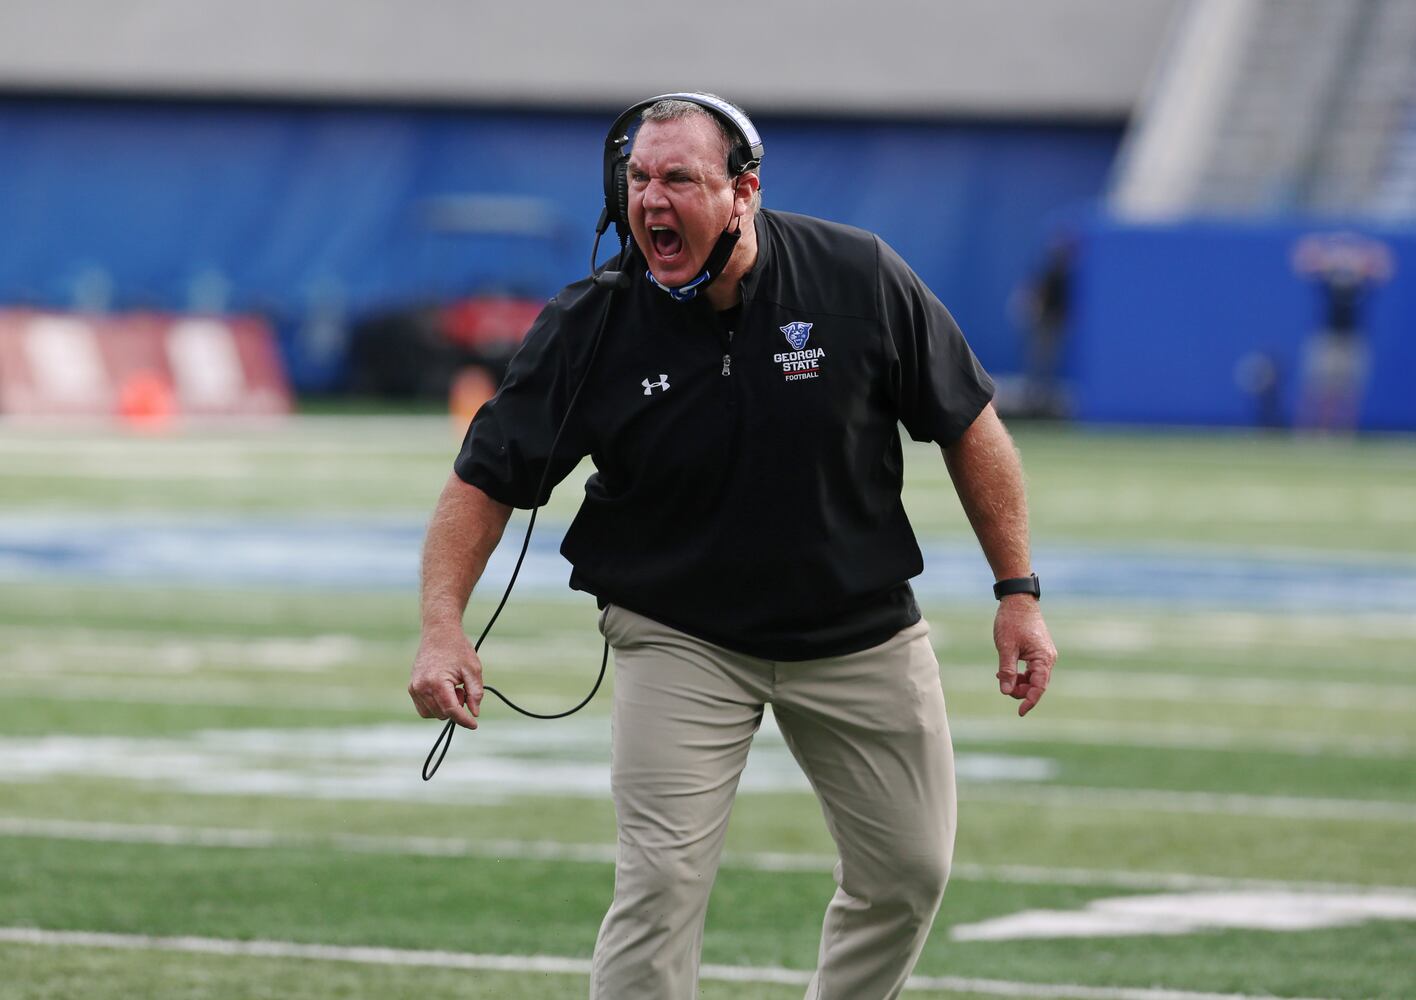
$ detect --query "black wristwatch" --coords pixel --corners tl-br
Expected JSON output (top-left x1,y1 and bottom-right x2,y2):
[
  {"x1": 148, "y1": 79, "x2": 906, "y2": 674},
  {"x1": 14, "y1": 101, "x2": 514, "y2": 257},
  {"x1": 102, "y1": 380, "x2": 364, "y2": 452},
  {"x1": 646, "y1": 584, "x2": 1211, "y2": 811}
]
[{"x1": 993, "y1": 573, "x2": 1041, "y2": 600}]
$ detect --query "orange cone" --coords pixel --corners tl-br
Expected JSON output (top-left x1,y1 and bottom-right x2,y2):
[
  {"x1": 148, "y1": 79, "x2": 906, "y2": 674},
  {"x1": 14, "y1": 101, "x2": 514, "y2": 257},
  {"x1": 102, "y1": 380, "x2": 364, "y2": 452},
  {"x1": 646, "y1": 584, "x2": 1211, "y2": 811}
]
[
  {"x1": 450, "y1": 366, "x2": 495, "y2": 436},
  {"x1": 117, "y1": 370, "x2": 177, "y2": 431}
]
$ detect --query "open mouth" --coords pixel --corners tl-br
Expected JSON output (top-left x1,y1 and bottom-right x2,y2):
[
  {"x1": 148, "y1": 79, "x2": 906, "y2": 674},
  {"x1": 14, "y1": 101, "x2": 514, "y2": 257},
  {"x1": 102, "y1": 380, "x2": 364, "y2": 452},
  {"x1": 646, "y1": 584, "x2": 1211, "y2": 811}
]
[{"x1": 649, "y1": 225, "x2": 683, "y2": 260}]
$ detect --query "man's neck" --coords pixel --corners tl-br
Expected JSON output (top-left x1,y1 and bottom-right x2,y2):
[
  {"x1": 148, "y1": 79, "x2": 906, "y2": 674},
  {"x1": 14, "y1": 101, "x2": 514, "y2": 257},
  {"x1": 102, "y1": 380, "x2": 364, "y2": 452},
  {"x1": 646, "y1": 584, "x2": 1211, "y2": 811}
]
[{"x1": 704, "y1": 216, "x2": 759, "y2": 311}]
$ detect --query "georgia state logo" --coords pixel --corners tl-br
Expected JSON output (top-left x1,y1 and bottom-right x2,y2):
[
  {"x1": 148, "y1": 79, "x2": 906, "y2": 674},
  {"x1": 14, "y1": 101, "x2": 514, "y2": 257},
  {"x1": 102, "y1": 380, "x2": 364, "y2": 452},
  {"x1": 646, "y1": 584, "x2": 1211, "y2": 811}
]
[
  {"x1": 780, "y1": 321, "x2": 813, "y2": 350},
  {"x1": 772, "y1": 321, "x2": 825, "y2": 383}
]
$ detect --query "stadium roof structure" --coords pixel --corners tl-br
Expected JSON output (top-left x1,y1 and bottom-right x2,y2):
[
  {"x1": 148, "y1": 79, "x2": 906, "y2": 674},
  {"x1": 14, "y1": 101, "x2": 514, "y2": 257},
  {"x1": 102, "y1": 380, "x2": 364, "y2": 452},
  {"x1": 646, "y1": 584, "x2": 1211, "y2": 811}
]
[{"x1": 0, "y1": 0, "x2": 1181, "y2": 119}]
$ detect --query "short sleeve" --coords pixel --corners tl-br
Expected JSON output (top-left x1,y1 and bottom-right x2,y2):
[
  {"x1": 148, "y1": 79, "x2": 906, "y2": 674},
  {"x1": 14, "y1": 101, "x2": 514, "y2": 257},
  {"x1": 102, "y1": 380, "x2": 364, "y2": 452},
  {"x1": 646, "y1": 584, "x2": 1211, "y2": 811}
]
[
  {"x1": 877, "y1": 236, "x2": 995, "y2": 445},
  {"x1": 453, "y1": 293, "x2": 594, "y2": 508}
]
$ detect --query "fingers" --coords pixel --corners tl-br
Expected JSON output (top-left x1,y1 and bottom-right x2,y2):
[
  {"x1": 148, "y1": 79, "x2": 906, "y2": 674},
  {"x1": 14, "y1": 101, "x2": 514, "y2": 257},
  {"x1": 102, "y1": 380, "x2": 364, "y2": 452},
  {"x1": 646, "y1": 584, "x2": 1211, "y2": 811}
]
[
  {"x1": 408, "y1": 685, "x2": 434, "y2": 718},
  {"x1": 407, "y1": 680, "x2": 478, "y2": 729},
  {"x1": 1016, "y1": 668, "x2": 1049, "y2": 717},
  {"x1": 995, "y1": 647, "x2": 1056, "y2": 716},
  {"x1": 408, "y1": 629, "x2": 484, "y2": 730},
  {"x1": 1010, "y1": 657, "x2": 1054, "y2": 717},
  {"x1": 996, "y1": 645, "x2": 1019, "y2": 696},
  {"x1": 994, "y1": 602, "x2": 1058, "y2": 717},
  {"x1": 434, "y1": 682, "x2": 479, "y2": 730},
  {"x1": 460, "y1": 664, "x2": 484, "y2": 718}
]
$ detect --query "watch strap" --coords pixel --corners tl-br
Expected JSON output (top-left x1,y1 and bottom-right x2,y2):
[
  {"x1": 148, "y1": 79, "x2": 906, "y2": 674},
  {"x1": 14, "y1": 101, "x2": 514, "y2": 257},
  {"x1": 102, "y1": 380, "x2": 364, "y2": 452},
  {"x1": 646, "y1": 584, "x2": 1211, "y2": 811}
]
[{"x1": 993, "y1": 573, "x2": 1041, "y2": 600}]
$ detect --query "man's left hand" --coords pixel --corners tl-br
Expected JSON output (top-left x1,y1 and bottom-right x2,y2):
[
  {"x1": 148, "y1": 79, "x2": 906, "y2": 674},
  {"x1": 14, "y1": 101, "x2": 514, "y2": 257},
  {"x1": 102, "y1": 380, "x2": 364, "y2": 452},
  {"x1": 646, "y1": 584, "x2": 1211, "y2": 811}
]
[{"x1": 993, "y1": 596, "x2": 1057, "y2": 717}]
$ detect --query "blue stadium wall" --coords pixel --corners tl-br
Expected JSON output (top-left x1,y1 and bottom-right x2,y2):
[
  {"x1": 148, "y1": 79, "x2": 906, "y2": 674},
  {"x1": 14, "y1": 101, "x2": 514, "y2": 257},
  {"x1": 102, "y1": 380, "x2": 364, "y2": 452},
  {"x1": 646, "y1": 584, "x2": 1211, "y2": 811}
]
[
  {"x1": 0, "y1": 96, "x2": 1118, "y2": 391},
  {"x1": 1074, "y1": 217, "x2": 1416, "y2": 431}
]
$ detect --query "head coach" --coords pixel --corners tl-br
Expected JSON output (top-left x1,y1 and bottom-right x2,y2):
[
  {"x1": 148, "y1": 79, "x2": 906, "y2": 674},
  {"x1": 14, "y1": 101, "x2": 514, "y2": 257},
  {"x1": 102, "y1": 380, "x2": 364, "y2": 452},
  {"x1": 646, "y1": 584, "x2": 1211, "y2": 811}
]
[{"x1": 409, "y1": 92, "x2": 1058, "y2": 999}]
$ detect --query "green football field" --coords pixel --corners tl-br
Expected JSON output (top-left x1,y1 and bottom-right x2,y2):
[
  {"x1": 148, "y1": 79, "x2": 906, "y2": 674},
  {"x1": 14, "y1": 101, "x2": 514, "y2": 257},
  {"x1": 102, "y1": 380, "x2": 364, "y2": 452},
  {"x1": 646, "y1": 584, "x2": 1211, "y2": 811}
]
[{"x1": 1, "y1": 417, "x2": 1414, "y2": 999}]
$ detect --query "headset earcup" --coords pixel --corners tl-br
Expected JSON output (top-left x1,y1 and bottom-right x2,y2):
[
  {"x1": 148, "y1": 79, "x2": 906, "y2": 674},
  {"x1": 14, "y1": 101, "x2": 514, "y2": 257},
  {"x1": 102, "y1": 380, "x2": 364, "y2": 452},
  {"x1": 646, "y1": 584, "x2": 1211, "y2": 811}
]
[{"x1": 612, "y1": 159, "x2": 630, "y2": 229}]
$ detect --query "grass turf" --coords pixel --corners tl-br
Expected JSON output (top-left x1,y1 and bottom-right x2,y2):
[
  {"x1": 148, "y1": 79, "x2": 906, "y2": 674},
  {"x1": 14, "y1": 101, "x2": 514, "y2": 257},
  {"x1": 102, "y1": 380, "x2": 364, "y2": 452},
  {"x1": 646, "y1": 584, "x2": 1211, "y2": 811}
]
[{"x1": 1, "y1": 420, "x2": 1414, "y2": 998}]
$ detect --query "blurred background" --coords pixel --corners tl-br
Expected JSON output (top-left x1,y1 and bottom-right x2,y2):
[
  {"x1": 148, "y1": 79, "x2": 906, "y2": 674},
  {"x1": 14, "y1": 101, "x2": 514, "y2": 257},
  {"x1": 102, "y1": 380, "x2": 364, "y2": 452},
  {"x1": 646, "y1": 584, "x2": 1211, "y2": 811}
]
[
  {"x1": 1, "y1": 0, "x2": 1410, "y2": 429},
  {"x1": 1, "y1": 2, "x2": 1414, "y2": 999}
]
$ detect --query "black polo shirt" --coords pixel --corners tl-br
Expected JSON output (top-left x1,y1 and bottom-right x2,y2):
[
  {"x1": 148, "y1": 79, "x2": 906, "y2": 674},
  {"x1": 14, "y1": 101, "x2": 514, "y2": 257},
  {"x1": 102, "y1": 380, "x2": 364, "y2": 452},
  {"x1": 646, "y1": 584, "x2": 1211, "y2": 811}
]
[{"x1": 455, "y1": 209, "x2": 994, "y2": 661}]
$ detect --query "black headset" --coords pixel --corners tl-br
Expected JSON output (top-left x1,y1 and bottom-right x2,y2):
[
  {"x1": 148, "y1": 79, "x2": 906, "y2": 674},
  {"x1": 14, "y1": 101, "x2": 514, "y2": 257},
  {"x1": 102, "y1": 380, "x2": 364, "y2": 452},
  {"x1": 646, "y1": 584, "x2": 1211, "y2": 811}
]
[{"x1": 597, "y1": 92, "x2": 765, "y2": 248}]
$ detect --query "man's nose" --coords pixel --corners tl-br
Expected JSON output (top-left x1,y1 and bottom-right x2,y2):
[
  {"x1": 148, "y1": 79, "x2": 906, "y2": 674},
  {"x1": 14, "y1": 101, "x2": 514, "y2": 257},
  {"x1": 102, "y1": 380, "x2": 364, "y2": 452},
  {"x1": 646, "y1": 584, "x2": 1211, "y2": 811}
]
[{"x1": 642, "y1": 178, "x2": 670, "y2": 208}]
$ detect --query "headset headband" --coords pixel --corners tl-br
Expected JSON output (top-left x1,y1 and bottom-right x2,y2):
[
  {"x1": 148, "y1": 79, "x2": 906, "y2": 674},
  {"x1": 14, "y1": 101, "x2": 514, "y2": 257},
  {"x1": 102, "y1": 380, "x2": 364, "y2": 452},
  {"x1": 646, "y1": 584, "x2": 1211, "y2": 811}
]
[{"x1": 605, "y1": 92, "x2": 763, "y2": 174}]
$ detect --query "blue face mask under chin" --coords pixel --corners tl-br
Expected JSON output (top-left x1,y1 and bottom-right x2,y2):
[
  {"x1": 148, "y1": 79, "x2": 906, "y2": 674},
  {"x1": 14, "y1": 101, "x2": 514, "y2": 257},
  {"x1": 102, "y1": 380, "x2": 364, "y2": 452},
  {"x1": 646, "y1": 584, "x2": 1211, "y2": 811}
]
[{"x1": 643, "y1": 220, "x2": 743, "y2": 303}]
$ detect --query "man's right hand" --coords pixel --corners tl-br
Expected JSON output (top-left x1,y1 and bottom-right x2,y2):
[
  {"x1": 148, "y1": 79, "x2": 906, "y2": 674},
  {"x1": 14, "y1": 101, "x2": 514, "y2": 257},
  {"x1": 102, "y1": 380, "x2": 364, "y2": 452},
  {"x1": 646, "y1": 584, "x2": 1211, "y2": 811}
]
[{"x1": 408, "y1": 623, "x2": 484, "y2": 730}]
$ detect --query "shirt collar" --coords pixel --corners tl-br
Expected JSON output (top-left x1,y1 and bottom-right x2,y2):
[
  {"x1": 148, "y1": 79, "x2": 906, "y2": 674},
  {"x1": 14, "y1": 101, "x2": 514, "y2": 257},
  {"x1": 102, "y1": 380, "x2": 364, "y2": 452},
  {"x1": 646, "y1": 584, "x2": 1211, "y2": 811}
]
[{"x1": 738, "y1": 210, "x2": 772, "y2": 303}]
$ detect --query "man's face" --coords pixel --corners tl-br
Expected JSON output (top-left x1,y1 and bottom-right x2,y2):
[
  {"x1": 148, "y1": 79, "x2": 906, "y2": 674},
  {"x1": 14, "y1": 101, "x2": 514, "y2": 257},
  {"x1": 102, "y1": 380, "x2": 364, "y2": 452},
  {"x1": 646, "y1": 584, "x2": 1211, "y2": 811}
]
[{"x1": 627, "y1": 116, "x2": 738, "y2": 288}]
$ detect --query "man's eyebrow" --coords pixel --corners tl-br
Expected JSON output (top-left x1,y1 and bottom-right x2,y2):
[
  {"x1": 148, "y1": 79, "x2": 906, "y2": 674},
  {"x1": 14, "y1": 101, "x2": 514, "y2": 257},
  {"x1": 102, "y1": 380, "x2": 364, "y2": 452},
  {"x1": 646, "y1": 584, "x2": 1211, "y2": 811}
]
[{"x1": 627, "y1": 160, "x2": 701, "y2": 181}]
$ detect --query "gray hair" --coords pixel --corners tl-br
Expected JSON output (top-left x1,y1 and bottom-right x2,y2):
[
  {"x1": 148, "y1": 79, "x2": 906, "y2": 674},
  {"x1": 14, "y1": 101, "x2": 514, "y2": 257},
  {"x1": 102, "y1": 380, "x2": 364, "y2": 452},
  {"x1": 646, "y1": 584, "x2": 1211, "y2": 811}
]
[{"x1": 639, "y1": 95, "x2": 763, "y2": 209}]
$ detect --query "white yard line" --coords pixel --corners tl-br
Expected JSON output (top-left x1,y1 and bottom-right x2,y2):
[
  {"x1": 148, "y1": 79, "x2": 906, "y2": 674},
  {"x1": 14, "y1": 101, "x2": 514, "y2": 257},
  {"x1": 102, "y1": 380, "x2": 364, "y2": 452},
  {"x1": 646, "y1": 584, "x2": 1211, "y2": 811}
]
[
  {"x1": 4, "y1": 622, "x2": 1413, "y2": 758},
  {"x1": 0, "y1": 464, "x2": 408, "y2": 482},
  {"x1": 947, "y1": 719, "x2": 1414, "y2": 759},
  {"x1": 8, "y1": 622, "x2": 1416, "y2": 708},
  {"x1": 3, "y1": 817, "x2": 1412, "y2": 899},
  {"x1": 0, "y1": 624, "x2": 585, "y2": 670},
  {"x1": 960, "y1": 785, "x2": 1416, "y2": 822},
  {"x1": 0, "y1": 927, "x2": 1339, "y2": 1000},
  {"x1": 1054, "y1": 610, "x2": 1416, "y2": 645},
  {"x1": 0, "y1": 683, "x2": 388, "y2": 711},
  {"x1": 0, "y1": 417, "x2": 451, "y2": 456},
  {"x1": 1042, "y1": 484, "x2": 1416, "y2": 525},
  {"x1": 977, "y1": 668, "x2": 1416, "y2": 711},
  {"x1": 3, "y1": 678, "x2": 1405, "y2": 757},
  {"x1": 2, "y1": 721, "x2": 1413, "y2": 816}
]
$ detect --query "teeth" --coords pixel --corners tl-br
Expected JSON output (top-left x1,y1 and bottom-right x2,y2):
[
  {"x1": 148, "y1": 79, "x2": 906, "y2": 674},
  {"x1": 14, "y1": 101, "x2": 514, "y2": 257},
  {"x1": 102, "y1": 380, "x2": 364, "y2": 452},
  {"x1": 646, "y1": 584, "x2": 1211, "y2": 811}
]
[{"x1": 651, "y1": 225, "x2": 669, "y2": 232}]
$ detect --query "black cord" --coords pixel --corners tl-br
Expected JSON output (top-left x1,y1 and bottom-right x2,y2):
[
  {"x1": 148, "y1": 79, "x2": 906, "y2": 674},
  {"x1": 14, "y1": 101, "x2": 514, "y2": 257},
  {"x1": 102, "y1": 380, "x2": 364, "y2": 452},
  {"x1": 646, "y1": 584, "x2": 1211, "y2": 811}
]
[
  {"x1": 423, "y1": 256, "x2": 622, "y2": 781},
  {"x1": 422, "y1": 637, "x2": 609, "y2": 781}
]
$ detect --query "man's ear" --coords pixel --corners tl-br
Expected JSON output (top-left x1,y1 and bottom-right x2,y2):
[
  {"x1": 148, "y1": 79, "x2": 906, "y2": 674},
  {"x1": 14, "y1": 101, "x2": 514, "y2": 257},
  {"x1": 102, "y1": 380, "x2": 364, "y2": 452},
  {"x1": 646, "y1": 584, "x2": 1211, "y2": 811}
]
[{"x1": 733, "y1": 172, "x2": 760, "y2": 212}]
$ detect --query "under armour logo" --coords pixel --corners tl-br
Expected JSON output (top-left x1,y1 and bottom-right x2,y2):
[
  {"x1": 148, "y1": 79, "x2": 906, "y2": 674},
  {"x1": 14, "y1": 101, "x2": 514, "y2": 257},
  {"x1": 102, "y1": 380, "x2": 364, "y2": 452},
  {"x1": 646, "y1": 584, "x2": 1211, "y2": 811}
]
[{"x1": 642, "y1": 374, "x2": 671, "y2": 395}]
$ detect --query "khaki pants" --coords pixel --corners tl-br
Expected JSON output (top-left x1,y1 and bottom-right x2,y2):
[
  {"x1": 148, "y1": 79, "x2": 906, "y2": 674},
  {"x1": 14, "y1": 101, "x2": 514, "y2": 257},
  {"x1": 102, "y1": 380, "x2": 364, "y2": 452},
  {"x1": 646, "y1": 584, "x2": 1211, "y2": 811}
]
[{"x1": 589, "y1": 605, "x2": 956, "y2": 1000}]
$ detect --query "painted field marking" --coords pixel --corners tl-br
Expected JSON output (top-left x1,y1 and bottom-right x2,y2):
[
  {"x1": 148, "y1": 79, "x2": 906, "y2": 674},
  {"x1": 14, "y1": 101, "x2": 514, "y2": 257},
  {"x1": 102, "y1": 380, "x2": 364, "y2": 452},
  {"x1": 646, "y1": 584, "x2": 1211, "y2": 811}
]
[
  {"x1": 1060, "y1": 609, "x2": 1416, "y2": 645},
  {"x1": 0, "y1": 927, "x2": 1339, "y2": 1000},
  {"x1": 0, "y1": 682, "x2": 386, "y2": 711},
  {"x1": 947, "y1": 718, "x2": 1415, "y2": 759},
  {"x1": 1041, "y1": 480, "x2": 1416, "y2": 523},
  {"x1": 968, "y1": 667, "x2": 1416, "y2": 710},
  {"x1": 0, "y1": 628, "x2": 369, "y2": 674},
  {"x1": 3, "y1": 716, "x2": 1414, "y2": 817},
  {"x1": 951, "y1": 891, "x2": 1416, "y2": 941},
  {"x1": 7, "y1": 513, "x2": 1416, "y2": 613},
  {"x1": 0, "y1": 416, "x2": 453, "y2": 457},
  {"x1": 0, "y1": 624, "x2": 588, "y2": 675},
  {"x1": 2, "y1": 676, "x2": 1406, "y2": 758},
  {"x1": 0, "y1": 721, "x2": 1055, "y2": 800},
  {"x1": 0, "y1": 461, "x2": 420, "y2": 482},
  {"x1": 3, "y1": 817, "x2": 1413, "y2": 899},
  {"x1": 960, "y1": 784, "x2": 1416, "y2": 823}
]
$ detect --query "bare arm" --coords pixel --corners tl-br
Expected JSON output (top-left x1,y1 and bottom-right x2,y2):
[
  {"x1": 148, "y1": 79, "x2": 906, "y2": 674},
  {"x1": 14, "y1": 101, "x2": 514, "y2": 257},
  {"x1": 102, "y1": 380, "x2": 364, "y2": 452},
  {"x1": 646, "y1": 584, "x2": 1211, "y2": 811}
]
[
  {"x1": 942, "y1": 403, "x2": 1057, "y2": 716},
  {"x1": 408, "y1": 473, "x2": 514, "y2": 730}
]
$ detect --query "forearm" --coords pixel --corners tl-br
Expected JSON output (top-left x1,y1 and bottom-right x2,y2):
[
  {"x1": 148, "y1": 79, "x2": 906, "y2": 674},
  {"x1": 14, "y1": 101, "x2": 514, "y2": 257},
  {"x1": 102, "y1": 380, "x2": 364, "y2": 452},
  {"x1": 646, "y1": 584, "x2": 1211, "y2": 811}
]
[
  {"x1": 420, "y1": 473, "x2": 514, "y2": 630},
  {"x1": 941, "y1": 404, "x2": 1031, "y2": 581}
]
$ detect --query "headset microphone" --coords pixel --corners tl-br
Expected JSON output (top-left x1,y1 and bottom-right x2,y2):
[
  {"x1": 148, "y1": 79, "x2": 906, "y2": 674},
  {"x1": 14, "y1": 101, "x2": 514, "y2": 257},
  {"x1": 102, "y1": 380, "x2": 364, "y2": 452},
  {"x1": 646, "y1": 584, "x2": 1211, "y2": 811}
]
[
  {"x1": 593, "y1": 271, "x2": 631, "y2": 290},
  {"x1": 590, "y1": 206, "x2": 632, "y2": 289}
]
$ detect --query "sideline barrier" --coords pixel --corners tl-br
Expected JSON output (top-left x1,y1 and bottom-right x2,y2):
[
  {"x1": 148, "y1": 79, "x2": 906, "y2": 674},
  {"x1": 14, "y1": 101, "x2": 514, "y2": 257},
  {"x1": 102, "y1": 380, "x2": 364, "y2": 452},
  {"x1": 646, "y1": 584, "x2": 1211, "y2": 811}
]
[
  {"x1": 0, "y1": 310, "x2": 291, "y2": 419},
  {"x1": 1073, "y1": 218, "x2": 1416, "y2": 431}
]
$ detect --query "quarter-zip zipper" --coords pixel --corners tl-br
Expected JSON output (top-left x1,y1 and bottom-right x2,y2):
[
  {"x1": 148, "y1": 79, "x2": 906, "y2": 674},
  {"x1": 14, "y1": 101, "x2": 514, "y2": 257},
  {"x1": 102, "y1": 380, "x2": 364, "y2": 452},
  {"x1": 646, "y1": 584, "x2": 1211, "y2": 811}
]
[{"x1": 716, "y1": 298, "x2": 743, "y2": 375}]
